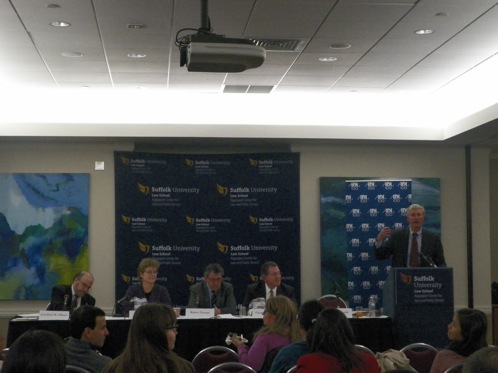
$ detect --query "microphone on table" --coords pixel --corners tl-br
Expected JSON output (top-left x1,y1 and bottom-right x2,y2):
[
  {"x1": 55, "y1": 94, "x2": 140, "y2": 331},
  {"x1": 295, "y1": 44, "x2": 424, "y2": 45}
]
[
  {"x1": 113, "y1": 296, "x2": 130, "y2": 317},
  {"x1": 63, "y1": 294, "x2": 70, "y2": 310},
  {"x1": 419, "y1": 252, "x2": 438, "y2": 268},
  {"x1": 116, "y1": 295, "x2": 130, "y2": 304}
]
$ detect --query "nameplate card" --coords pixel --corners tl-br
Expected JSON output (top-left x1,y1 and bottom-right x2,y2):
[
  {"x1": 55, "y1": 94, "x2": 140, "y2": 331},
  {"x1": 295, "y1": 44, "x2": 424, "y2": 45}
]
[
  {"x1": 185, "y1": 308, "x2": 215, "y2": 318},
  {"x1": 39, "y1": 310, "x2": 70, "y2": 320},
  {"x1": 338, "y1": 308, "x2": 354, "y2": 318}
]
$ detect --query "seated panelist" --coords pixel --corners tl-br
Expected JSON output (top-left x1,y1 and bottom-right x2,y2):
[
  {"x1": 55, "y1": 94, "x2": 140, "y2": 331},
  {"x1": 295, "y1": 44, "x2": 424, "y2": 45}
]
[
  {"x1": 48, "y1": 271, "x2": 95, "y2": 312},
  {"x1": 187, "y1": 263, "x2": 237, "y2": 315},
  {"x1": 243, "y1": 261, "x2": 296, "y2": 307},
  {"x1": 120, "y1": 258, "x2": 172, "y2": 315}
]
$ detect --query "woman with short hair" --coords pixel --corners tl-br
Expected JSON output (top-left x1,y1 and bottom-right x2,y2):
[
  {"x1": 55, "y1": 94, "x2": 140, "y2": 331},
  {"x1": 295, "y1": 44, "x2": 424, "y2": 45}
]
[{"x1": 120, "y1": 258, "x2": 172, "y2": 315}]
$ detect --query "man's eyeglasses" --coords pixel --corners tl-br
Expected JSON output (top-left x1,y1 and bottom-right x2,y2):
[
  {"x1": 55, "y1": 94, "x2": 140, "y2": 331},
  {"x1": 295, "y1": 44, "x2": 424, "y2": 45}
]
[{"x1": 166, "y1": 324, "x2": 179, "y2": 332}]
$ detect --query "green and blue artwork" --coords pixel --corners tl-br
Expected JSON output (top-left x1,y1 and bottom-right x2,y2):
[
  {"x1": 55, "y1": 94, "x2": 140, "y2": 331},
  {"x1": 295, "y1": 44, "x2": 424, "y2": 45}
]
[{"x1": 0, "y1": 173, "x2": 89, "y2": 300}]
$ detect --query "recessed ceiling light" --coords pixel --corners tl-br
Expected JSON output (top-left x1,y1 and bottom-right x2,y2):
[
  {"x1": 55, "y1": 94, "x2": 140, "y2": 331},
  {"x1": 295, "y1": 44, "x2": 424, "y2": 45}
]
[
  {"x1": 319, "y1": 56, "x2": 337, "y2": 62},
  {"x1": 414, "y1": 29, "x2": 434, "y2": 35},
  {"x1": 127, "y1": 24, "x2": 146, "y2": 29},
  {"x1": 46, "y1": 4, "x2": 60, "y2": 8},
  {"x1": 127, "y1": 53, "x2": 147, "y2": 58},
  {"x1": 61, "y1": 52, "x2": 84, "y2": 57},
  {"x1": 50, "y1": 21, "x2": 70, "y2": 27},
  {"x1": 329, "y1": 43, "x2": 351, "y2": 49}
]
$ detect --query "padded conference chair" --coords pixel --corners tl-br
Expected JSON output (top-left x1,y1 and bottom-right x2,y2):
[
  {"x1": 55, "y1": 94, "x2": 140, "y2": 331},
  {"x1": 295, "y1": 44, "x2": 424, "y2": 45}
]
[
  {"x1": 354, "y1": 344, "x2": 375, "y2": 356},
  {"x1": 192, "y1": 345, "x2": 239, "y2": 373},
  {"x1": 1, "y1": 347, "x2": 9, "y2": 361},
  {"x1": 207, "y1": 362, "x2": 257, "y2": 373},
  {"x1": 318, "y1": 294, "x2": 348, "y2": 308},
  {"x1": 442, "y1": 362, "x2": 464, "y2": 373},
  {"x1": 400, "y1": 342, "x2": 438, "y2": 373},
  {"x1": 259, "y1": 346, "x2": 283, "y2": 373},
  {"x1": 65, "y1": 365, "x2": 91, "y2": 373},
  {"x1": 286, "y1": 365, "x2": 297, "y2": 373}
]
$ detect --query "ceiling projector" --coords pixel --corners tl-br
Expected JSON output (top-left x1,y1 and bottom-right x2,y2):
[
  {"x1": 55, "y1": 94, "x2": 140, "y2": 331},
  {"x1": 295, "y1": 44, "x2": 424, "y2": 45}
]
[{"x1": 181, "y1": 33, "x2": 266, "y2": 73}]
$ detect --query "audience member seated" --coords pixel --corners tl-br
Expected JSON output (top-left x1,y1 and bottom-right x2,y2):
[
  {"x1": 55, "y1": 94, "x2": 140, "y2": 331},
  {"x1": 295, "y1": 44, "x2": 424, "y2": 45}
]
[
  {"x1": 66, "y1": 305, "x2": 112, "y2": 373},
  {"x1": 430, "y1": 308, "x2": 488, "y2": 373},
  {"x1": 187, "y1": 263, "x2": 237, "y2": 315},
  {"x1": 48, "y1": 271, "x2": 96, "y2": 312},
  {"x1": 268, "y1": 299, "x2": 325, "y2": 373},
  {"x1": 296, "y1": 308, "x2": 380, "y2": 373},
  {"x1": 120, "y1": 258, "x2": 172, "y2": 315},
  {"x1": 243, "y1": 261, "x2": 296, "y2": 307},
  {"x1": 2, "y1": 329, "x2": 67, "y2": 373},
  {"x1": 102, "y1": 303, "x2": 195, "y2": 373},
  {"x1": 231, "y1": 295, "x2": 301, "y2": 372},
  {"x1": 462, "y1": 346, "x2": 498, "y2": 373}
]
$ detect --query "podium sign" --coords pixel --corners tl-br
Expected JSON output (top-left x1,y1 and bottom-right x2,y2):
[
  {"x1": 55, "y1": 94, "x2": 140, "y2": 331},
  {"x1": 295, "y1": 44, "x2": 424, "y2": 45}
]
[{"x1": 383, "y1": 267, "x2": 454, "y2": 348}]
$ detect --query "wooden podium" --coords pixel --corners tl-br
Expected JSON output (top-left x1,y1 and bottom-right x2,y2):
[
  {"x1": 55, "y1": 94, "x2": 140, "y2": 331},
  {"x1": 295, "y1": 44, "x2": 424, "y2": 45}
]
[{"x1": 383, "y1": 267, "x2": 454, "y2": 348}]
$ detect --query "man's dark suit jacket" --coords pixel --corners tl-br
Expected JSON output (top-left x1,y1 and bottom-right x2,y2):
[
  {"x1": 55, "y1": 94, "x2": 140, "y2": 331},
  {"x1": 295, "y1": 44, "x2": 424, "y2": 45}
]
[
  {"x1": 187, "y1": 281, "x2": 237, "y2": 314},
  {"x1": 48, "y1": 285, "x2": 96, "y2": 311},
  {"x1": 374, "y1": 228, "x2": 446, "y2": 267},
  {"x1": 242, "y1": 281, "x2": 296, "y2": 307}
]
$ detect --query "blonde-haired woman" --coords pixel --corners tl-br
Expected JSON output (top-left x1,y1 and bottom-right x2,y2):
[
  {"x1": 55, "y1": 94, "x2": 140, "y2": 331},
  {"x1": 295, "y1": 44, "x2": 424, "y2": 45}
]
[
  {"x1": 121, "y1": 258, "x2": 172, "y2": 315},
  {"x1": 232, "y1": 295, "x2": 301, "y2": 372}
]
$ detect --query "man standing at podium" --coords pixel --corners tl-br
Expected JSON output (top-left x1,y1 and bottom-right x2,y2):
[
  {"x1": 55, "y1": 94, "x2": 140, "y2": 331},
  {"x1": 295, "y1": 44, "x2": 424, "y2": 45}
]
[{"x1": 374, "y1": 203, "x2": 446, "y2": 267}]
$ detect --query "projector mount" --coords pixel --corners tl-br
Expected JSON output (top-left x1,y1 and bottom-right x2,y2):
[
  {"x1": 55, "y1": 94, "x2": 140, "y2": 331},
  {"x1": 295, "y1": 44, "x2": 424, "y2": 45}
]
[{"x1": 175, "y1": 0, "x2": 266, "y2": 73}]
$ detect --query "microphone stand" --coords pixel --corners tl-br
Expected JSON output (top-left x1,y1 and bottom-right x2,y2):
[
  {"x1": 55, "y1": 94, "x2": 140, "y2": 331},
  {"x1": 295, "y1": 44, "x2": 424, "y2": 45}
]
[{"x1": 419, "y1": 252, "x2": 438, "y2": 268}]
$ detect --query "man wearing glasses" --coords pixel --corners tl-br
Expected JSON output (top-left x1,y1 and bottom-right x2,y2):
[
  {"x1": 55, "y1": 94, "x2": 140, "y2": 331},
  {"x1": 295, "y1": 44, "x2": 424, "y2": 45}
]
[
  {"x1": 243, "y1": 261, "x2": 296, "y2": 307},
  {"x1": 48, "y1": 271, "x2": 96, "y2": 312}
]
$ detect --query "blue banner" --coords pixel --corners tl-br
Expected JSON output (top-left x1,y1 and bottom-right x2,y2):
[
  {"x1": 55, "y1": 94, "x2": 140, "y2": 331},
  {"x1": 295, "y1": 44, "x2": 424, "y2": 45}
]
[
  {"x1": 346, "y1": 180, "x2": 411, "y2": 309},
  {"x1": 114, "y1": 152, "x2": 301, "y2": 307}
]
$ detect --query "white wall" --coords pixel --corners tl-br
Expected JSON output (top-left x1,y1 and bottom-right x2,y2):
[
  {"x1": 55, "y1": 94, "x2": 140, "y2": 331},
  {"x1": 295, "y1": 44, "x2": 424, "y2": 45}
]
[{"x1": 0, "y1": 140, "x2": 492, "y2": 337}]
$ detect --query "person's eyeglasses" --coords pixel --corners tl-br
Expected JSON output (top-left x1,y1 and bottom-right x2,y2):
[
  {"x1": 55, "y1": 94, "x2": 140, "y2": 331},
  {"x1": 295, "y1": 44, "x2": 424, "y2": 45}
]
[
  {"x1": 166, "y1": 324, "x2": 178, "y2": 332},
  {"x1": 144, "y1": 270, "x2": 158, "y2": 275}
]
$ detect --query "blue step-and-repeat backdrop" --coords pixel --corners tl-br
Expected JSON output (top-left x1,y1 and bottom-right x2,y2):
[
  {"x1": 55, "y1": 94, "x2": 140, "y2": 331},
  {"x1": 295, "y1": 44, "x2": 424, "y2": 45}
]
[
  {"x1": 346, "y1": 179, "x2": 411, "y2": 309},
  {"x1": 114, "y1": 151, "x2": 301, "y2": 307}
]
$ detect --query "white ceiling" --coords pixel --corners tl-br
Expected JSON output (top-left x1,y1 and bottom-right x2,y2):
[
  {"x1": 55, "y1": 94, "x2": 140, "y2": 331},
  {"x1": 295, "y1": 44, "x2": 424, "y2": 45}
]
[{"x1": 2, "y1": 0, "x2": 498, "y2": 144}]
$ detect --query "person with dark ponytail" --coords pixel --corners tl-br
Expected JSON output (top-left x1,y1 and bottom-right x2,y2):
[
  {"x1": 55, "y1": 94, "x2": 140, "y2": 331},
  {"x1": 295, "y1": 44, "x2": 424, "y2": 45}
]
[
  {"x1": 430, "y1": 308, "x2": 488, "y2": 373},
  {"x1": 296, "y1": 308, "x2": 380, "y2": 372}
]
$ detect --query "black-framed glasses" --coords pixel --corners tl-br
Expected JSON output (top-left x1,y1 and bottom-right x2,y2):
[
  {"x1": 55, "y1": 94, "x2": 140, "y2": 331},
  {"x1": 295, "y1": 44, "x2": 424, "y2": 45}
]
[{"x1": 166, "y1": 324, "x2": 179, "y2": 332}]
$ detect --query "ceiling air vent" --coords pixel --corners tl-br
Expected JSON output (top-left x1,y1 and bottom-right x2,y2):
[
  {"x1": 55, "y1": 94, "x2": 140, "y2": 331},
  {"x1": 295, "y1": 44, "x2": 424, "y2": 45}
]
[
  {"x1": 223, "y1": 85, "x2": 274, "y2": 94},
  {"x1": 249, "y1": 39, "x2": 307, "y2": 52}
]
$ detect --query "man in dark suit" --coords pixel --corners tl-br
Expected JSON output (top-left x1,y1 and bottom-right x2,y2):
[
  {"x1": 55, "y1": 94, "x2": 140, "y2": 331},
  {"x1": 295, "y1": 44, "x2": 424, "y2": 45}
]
[
  {"x1": 187, "y1": 263, "x2": 237, "y2": 315},
  {"x1": 48, "y1": 271, "x2": 96, "y2": 312},
  {"x1": 374, "y1": 203, "x2": 446, "y2": 267},
  {"x1": 243, "y1": 261, "x2": 296, "y2": 307}
]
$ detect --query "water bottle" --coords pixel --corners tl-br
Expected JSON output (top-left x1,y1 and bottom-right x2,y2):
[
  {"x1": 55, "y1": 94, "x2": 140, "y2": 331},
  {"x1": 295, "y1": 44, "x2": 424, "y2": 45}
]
[{"x1": 368, "y1": 295, "x2": 376, "y2": 317}]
